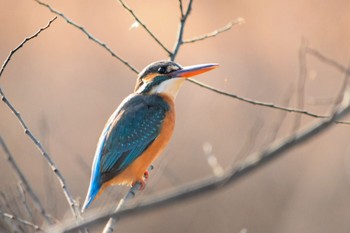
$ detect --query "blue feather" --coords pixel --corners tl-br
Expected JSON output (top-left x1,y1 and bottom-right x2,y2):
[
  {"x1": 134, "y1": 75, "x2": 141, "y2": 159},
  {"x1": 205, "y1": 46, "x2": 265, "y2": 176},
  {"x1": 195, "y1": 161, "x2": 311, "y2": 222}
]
[{"x1": 82, "y1": 94, "x2": 169, "y2": 211}]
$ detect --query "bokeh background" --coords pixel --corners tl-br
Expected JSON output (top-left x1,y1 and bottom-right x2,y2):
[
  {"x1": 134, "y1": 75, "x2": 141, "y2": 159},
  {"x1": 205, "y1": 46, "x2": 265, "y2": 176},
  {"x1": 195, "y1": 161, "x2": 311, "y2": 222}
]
[{"x1": 1, "y1": 0, "x2": 350, "y2": 232}]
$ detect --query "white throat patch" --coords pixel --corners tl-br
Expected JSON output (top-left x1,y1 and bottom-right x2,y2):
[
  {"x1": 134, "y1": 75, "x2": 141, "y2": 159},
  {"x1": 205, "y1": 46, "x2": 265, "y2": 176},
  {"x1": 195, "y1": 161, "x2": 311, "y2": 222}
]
[{"x1": 150, "y1": 78, "x2": 185, "y2": 99}]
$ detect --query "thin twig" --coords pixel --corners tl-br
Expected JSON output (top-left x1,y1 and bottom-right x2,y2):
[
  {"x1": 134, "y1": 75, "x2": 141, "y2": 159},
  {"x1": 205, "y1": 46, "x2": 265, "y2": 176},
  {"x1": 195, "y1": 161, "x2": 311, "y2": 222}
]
[
  {"x1": 187, "y1": 78, "x2": 350, "y2": 125},
  {"x1": 178, "y1": 0, "x2": 185, "y2": 17},
  {"x1": 183, "y1": 18, "x2": 244, "y2": 44},
  {"x1": 34, "y1": 0, "x2": 139, "y2": 74},
  {"x1": 170, "y1": 0, "x2": 193, "y2": 61},
  {"x1": 0, "y1": 136, "x2": 54, "y2": 224},
  {"x1": 53, "y1": 78, "x2": 350, "y2": 233},
  {"x1": 292, "y1": 38, "x2": 308, "y2": 131},
  {"x1": 0, "y1": 209, "x2": 45, "y2": 232},
  {"x1": 0, "y1": 17, "x2": 57, "y2": 80},
  {"x1": 306, "y1": 47, "x2": 350, "y2": 75},
  {"x1": 117, "y1": 0, "x2": 172, "y2": 56}
]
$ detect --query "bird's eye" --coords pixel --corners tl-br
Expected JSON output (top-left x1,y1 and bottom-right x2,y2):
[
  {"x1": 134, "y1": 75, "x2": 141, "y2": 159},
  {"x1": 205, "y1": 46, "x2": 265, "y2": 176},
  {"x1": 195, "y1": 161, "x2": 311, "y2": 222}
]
[{"x1": 157, "y1": 66, "x2": 167, "y2": 74}]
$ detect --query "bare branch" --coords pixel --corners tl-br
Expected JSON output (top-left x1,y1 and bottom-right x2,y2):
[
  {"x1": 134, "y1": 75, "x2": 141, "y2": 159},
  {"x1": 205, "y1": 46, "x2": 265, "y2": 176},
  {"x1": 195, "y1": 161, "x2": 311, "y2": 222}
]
[
  {"x1": 0, "y1": 209, "x2": 45, "y2": 232},
  {"x1": 183, "y1": 18, "x2": 245, "y2": 44},
  {"x1": 0, "y1": 136, "x2": 54, "y2": 224},
  {"x1": 34, "y1": 0, "x2": 139, "y2": 74},
  {"x1": 306, "y1": 47, "x2": 350, "y2": 75},
  {"x1": 0, "y1": 88, "x2": 80, "y2": 218},
  {"x1": 0, "y1": 17, "x2": 81, "y2": 218},
  {"x1": 170, "y1": 0, "x2": 193, "y2": 61},
  {"x1": 292, "y1": 38, "x2": 308, "y2": 131},
  {"x1": 0, "y1": 16, "x2": 57, "y2": 80},
  {"x1": 117, "y1": 0, "x2": 172, "y2": 55},
  {"x1": 187, "y1": 78, "x2": 350, "y2": 124},
  {"x1": 53, "y1": 79, "x2": 350, "y2": 233},
  {"x1": 178, "y1": 0, "x2": 185, "y2": 17},
  {"x1": 0, "y1": 90, "x2": 80, "y2": 218}
]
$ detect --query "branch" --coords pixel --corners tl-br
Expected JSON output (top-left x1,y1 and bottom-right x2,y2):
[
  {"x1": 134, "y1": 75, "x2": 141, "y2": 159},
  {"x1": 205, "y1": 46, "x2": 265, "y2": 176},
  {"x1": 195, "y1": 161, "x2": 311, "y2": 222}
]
[
  {"x1": 53, "y1": 78, "x2": 350, "y2": 233},
  {"x1": 306, "y1": 47, "x2": 350, "y2": 75},
  {"x1": 0, "y1": 209, "x2": 45, "y2": 233},
  {"x1": 117, "y1": 0, "x2": 172, "y2": 56},
  {"x1": 187, "y1": 78, "x2": 350, "y2": 124},
  {"x1": 183, "y1": 18, "x2": 245, "y2": 44},
  {"x1": 34, "y1": 0, "x2": 139, "y2": 74},
  {"x1": 0, "y1": 16, "x2": 57, "y2": 80},
  {"x1": 170, "y1": 0, "x2": 193, "y2": 61},
  {"x1": 0, "y1": 136, "x2": 54, "y2": 224},
  {"x1": 292, "y1": 38, "x2": 308, "y2": 131},
  {"x1": 0, "y1": 88, "x2": 80, "y2": 218},
  {"x1": 0, "y1": 18, "x2": 80, "y2": 218},
  {"x1": 101, "y1": 166, "x2": 154, "y2": 233}
]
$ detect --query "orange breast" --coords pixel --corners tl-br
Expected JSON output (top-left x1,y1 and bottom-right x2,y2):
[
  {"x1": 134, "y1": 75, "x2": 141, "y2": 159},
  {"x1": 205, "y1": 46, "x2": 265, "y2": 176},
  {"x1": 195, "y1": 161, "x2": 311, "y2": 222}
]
[{"x1": 100, "y1": 94, "x2": 175, "y2": 192}]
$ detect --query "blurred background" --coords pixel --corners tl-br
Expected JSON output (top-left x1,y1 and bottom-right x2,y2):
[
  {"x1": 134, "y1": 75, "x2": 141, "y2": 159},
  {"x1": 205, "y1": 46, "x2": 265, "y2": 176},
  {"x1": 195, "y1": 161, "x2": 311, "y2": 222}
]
[{"x1": 1, "y1": 0, "x2": 350, "y2": 232}]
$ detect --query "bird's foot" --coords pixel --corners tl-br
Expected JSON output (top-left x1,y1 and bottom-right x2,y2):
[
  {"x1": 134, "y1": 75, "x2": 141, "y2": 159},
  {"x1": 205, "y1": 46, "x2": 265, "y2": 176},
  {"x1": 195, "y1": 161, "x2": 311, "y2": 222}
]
[{"x1": 143, "y1": 170, "x2": 149, "y2": 180}]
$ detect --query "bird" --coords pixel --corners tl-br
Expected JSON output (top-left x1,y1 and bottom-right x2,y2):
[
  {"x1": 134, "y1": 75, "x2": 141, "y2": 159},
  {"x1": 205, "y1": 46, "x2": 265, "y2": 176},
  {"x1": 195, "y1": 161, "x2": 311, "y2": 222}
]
[{"x1": 81, "y1": 60, "x2": 218, "y2": 211}]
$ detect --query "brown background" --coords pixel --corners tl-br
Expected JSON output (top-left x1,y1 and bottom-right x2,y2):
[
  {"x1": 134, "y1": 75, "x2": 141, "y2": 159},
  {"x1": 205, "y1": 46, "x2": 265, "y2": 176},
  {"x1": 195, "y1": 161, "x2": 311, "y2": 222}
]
[{"x1": 1, "y1": 0, "x2": 350, "y2": 232}]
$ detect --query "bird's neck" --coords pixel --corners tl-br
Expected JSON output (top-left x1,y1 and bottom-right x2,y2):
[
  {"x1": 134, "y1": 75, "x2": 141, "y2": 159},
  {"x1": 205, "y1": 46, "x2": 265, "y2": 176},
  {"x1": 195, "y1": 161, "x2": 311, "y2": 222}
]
[{"x1": 149, "y1": 78, "x2": 185, "y2": 100}]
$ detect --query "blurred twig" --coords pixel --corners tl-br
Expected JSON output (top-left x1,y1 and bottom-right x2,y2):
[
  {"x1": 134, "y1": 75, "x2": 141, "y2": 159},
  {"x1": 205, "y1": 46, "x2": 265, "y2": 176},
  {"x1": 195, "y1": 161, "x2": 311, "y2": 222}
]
[
  {"x1": 0, "y1": 209, "x2": 45, "y2": 233},
  {"x1": 0, "y1": 16, "x2": 57, "y2": 80},
  {"x1": 34, "y1": 0, "x2": 139, "y2": 74},
  {"x1": 117, "y1": 0, "x2": 172, "y2": 55},
  {"x1": 0, "y1": 18, "x2": 80, "y2": 218},
  {"x1": 0, "y1": 136, "x2": 53, "y2": 224},
  {"x1": 306, "y1": 47, "x2": 350, "y2": 75},
  {"x1": 292, "y1": 38, "x2": 308, "y2": 131},
  {"x1": 183, "y1": 18, "x2": 244, "y2": 44},
  {"x1": 54, "y1": 76, "x2": 350, "y2": 232}
]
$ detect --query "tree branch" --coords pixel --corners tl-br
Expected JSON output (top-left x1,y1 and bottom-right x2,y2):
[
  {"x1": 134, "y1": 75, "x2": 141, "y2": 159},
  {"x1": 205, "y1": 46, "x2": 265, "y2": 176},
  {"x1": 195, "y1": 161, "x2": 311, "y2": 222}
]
[
  {"x1": 187, "y1": 78, "x2": 350, "y2": 124},
  {"x1": 117, "y1": 0, "x2": 172, "y2": 56},
  {"x1": 0, "y1": 209, "x2": 45, "y2": 233},
  {"x1": 170, "y1": 0, "x2": 193, "y2": 61},
  {"x1": 0, "y1": 16, "x2": 57, "y2": 80},
  {"x1": 34, "y1": 0, "x2": 139, "y2": 74},
  {"x1": 183, "y1": 18, "x2": 244, "y2": 44},
  {"x1": 0, "y1": 17, "x2": 80, "y2": 218},
  {"x1": 0, "y1": 136, "x2": 54, "y2": 224}
]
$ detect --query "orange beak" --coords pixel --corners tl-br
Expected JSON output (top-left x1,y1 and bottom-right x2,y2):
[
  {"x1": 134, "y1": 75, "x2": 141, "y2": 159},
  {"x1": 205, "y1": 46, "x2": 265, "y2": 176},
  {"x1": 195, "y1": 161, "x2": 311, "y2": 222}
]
[{"x1": 170, "y1": 63, "x2": 219, "y2": 78}]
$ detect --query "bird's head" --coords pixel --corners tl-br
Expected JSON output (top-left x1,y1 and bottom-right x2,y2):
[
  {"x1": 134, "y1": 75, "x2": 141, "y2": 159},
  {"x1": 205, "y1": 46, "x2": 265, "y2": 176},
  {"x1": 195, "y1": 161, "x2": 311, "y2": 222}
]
[{"x1": 135, "y1": 61, "x2": 219, "y2": 99}]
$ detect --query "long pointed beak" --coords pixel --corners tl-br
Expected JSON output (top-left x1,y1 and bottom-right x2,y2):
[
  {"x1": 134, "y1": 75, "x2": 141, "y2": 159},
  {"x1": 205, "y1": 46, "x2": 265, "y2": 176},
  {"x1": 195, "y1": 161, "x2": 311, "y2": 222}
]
[{"x1": 171, "y1": 63, "x2": 219, "y2": 78}]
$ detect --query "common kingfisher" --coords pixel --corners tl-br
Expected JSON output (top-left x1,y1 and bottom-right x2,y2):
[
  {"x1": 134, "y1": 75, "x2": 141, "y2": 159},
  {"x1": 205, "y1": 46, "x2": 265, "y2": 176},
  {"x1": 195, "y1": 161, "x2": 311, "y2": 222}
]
[{"x1": 82, "y1": 60, "x2": 218, "y2": 211}]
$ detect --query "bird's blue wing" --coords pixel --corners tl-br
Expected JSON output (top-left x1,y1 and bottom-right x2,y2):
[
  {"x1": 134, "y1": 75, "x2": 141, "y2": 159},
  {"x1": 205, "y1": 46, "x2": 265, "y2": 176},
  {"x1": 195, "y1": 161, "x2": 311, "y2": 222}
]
[
  {"x1": 99, "y1": 94, "x2": 169, "y2": 183},
  {"x1": 82, "y1": 94, "x2": 169, "y2": 211}
]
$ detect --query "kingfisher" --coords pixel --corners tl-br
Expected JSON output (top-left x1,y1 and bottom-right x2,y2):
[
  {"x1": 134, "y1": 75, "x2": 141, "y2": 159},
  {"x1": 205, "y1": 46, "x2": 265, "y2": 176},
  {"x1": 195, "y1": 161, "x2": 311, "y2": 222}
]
[{"x1": 81, "y1": 60, "x2": 218, "y2": 211}]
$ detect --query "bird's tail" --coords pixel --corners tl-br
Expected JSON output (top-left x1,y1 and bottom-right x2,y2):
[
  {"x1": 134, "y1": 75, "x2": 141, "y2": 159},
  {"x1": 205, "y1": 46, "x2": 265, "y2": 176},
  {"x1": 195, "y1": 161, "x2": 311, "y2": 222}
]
[{"x1": 81, "y1": 177, "x2": 101, "y2": 212}]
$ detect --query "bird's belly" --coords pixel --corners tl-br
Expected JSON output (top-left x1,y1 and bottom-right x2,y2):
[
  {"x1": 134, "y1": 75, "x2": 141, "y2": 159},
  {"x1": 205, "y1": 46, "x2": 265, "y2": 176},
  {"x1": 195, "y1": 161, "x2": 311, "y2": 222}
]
[{"x1": 102, "y1": 98, "x2": 175, "y2": 188}]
